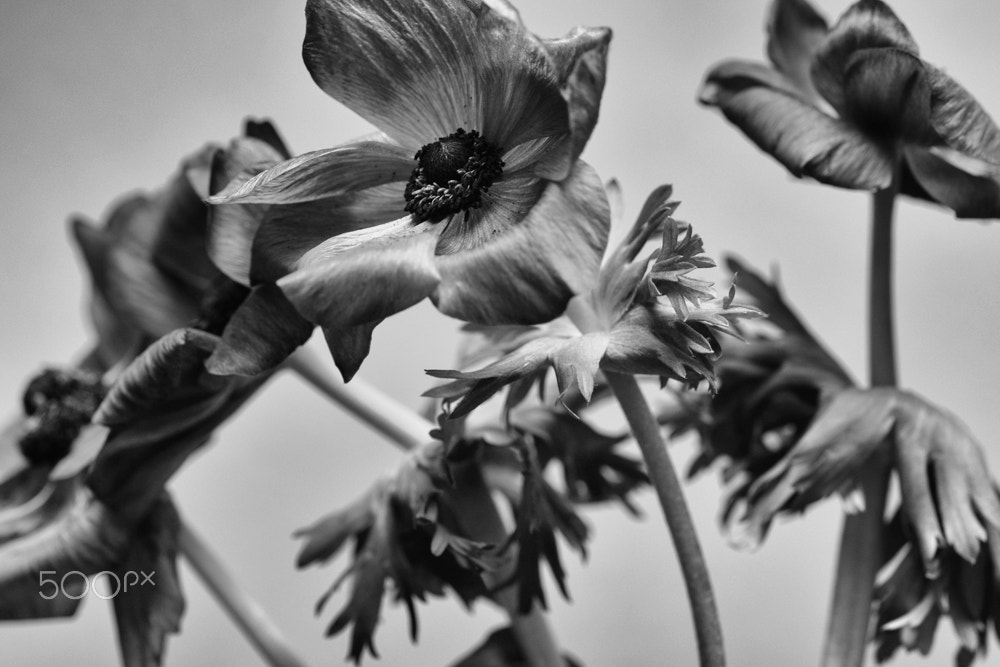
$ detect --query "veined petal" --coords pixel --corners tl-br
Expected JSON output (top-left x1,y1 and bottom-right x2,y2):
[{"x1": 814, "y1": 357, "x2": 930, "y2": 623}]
[
  {"x1": 208, "y1": 142, "x2": 413, "y2": 205},
  {"x1": 904, "y1": 145, "x2": 1000, "y2": 219},
  {"x1": 432, "y1": 160, "x2": 609, "y2": 325},
  {"x1": 925, "y1": 64, "x2": 1000, "y2": 165},
  {"x1": 303, "y1": 0, "x2": 569, "y2": 151},
  {"x1": 206, "y1": 284, "x2": 315, "y2": 376},
  {"x1": 811, "y1": 0, "x2": 919, "y2": 115},
  {"x1": 766, "y1": 0, "x2": 829, "y2": 105},
  {"x1": 250, "y1": 183, "x2": 407, "y2": 284},
  {"x1": 700, "y1": 59, "x2": 893, "y2": 190},
  {"x1": 437, "y1": 173, "x2": 544, "y2": 254},
  {"x1": 279, "y1": 225, "x2": 441, "y2": 332}
]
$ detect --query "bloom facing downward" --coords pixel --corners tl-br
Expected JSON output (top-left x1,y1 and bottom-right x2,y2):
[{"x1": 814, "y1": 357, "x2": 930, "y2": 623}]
[
  {"x1": 208, "y1": 0, "x2": 613, "y2": 379},
  {"x1": 700, "y1": 0, "x2": 1000, "y2": 218}
]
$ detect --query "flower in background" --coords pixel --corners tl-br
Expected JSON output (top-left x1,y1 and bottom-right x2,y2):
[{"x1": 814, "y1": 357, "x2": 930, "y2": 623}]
[
  {"x1": 208, "y1": 0, "x2": 613, "y2": 380},
  {"x1": 425, "y1": 184, "x2": 760, "y2": 418},
  {"x1": 700, "y1": 0, "x2": 1000, "y2": 218}
]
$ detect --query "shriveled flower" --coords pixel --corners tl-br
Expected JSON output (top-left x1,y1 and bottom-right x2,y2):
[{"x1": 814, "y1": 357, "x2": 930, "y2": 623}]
[
  {"x1": 295, "y1": 439, "x2": 498, "y2": 663},
  {"x1": 207, "y1": 0, "x2": 613, "y2": 380},
  {"x1": 875, "y1": 504, "x2": 1000, "y2": 666},
  {"x1": 668, "y1": 257, "x2": 854, "y2": 544},
  {"x1": 425, "y1": 185, "x2": 760, "y2": 417},
  {"x1": 700, "y1": 0, "x2": 1000, "y2": 218}
]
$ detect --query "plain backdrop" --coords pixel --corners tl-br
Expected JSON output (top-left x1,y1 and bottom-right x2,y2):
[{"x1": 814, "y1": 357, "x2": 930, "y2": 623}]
[{"x1": 3, "y1": 1, "x2": 1000, "y2": 665}]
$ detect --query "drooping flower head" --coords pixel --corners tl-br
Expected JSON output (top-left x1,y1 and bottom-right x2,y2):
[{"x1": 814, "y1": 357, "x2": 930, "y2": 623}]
[
  {"x1": 208, "y1": 0, "x2": 613, "y2": 380},
  {"x1": 700, "y1": 0, "x2": 1000, "y2": 217}
]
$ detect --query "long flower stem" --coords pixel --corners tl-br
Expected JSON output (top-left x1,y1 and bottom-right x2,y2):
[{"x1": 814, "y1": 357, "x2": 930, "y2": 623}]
[
  {"x1": 286, "y1": 343, "x2": 563, "y2": 666},
  {"x1": 178, "y1": 520, "x2": 309, "y2": 667},
  {"x1": 565, "y1": 298, "x2": 725, "y2": 667},
  {"x1": 821, "y1": 181, "x2": 899, "y2": 667},
  {"x1": 605, "y1": 371, "x2": 726, "y2": 667}
]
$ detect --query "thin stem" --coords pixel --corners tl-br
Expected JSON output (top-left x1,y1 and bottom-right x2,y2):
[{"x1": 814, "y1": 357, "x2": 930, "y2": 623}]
[
  {"x1": 565, "y1": 298, "x2": 725, "y2": 667},
  {"x1": 821, "y1": 181, "x2": 899, "y2": 667},
  {"x1": 287, "y1": 344, "x2": 563, "y2": 665},
  {"x1": 178, "y1": 520, "x2": 309, "y2": 667},
  {"x1": 286, "y1": 346, "x2": 429, "y2": 451},
  {"x1": 605, "y1": 372, "x2": 726, "y2": 667}
]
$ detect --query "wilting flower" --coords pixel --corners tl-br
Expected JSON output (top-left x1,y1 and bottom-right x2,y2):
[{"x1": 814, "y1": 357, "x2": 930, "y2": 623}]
[
  {"x1": 425, "y1": 185, "x2": 760, "y2": 417},
  {"x1": 208, "y1": 0, "x2": 613, "y2": 379},
  {"x1": 875, "y1": 505, "x2": 1000, "y2": 666},
  {"x1": 700, "y1": 0, "x2": 1000, "y2": 217},
  {"x1": 295, "y1": 439, "x2": 497, "y2": 663}
]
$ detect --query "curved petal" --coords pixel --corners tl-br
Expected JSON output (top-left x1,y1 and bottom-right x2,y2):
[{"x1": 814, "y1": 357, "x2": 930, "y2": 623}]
[
  {"x1": 323, "y1": 321, "x2": 381, "y2": 382},
  {"x1": 925, "y1": 64, "x2": 1000, "y2": 164},
  {"x1": 206, "y1": 284, "x2": 315, "y2": 376},
  {"x1": 436, "y1": 173, "x2": 545, "y2": 254},
  {"x1": 766, "y1": 0, "x2": 829, "y2": 105},
  {"x1": 838, "y1": 48, "x2": 933, "y2": 144},
  {"x1": 811, "y1": 0, "x2": 919, "y2": 116},
  {"x1": 208, "y1": 142, "x2": 413, "y2": 205},
  {"x1": 700, "y1": 59, "x2": 893, "y2": 190},
  {"x1": 303, "y1": 0, "x2": 569, "y2": 151},
  {"x1": 249, "y1": 183, "x2": 407, "y2": 284},
  {"x1": 904, "y1": 145, "x2": 1000, "y2": 219},
  {"x1": 432, "y1": 160, "x2": 609, "y2": 325},
  {"x1": 279, "y1": 226, "x2": 442, "y2": 331}
]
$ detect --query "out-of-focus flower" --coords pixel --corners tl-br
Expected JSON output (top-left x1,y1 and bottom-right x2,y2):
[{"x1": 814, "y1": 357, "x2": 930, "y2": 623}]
[
  {"x1": 295, "y1": 440, "x2": 497, "y2": 663},
  {"x1": 700, "y1": 0, "x2": 1000, "y2": 218},
  {"x1": 208, "y1": 0, "x2": 613, "y2": 380},
  {"x1": 425, "y1": 185, "x2": 760, "y2": 417},
  {"x1": 874, "y1": 504, "x2": 1000, "y2": 666},
  {"x1": 449, "y1": 625, "x2": 582, "y2": 667}
]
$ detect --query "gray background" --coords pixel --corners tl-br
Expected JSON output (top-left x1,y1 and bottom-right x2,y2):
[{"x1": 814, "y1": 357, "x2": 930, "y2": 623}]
[{"x1": 3, "y1": 1, "x2": 1000, "y2": 665}]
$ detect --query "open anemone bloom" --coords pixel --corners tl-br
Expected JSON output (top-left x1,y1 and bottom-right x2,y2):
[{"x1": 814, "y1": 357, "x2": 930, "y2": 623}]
[
  {"x1": 699, "y1": 0, "x2": 1000, "y2": 218},
  {"x1": 207, "y1": 0, "x2": 613, "y2": 380},
  {"x1": 425, "y1": 185, "x2": 760, "y2": 418}
]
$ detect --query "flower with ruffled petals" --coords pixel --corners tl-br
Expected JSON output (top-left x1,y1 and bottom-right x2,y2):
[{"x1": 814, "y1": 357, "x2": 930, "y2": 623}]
[
  {"x1": 425, "y1": 185, "x2": 760, "y2": 417},
  {"x1": 208, "y1": 0, "x2": 613, "y2": 380},
  {"x1": 700, "y1": 0, "x2": 1000, "y2": 217}
]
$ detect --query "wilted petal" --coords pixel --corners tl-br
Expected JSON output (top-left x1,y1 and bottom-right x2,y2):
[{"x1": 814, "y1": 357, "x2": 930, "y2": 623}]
[
  {"x1": 295, "y1": 491, "x2": 376, "y2": 568},
  {"x1": 206, "y1": 284, "x2": 314, "y2": 376},
  {"x1": 904, "y1": 145, "x2": 1000, "y2": 219},
  {"x1": 208, "y1": 142, "x2": 413, "y2": 205},
  {"x1": 766, "y1": 0, "x2": 829, "y2": 104},
  {"x1": 279, "y1": 225, "x2": 441, "y2": 331},
  {"x1": 323, "y1": 321, "x2": 381, "y2": 383},
  {"x1": 700, "y1": 60, "x2": 893, "y2": 190},
  {"x1": 432, "y1": 161, "x2": 609, "y2": 325},
  {"x1": 925, "y1": 64, "x2": 1000, "y2": 165},
  {"x1": 810, "y1": 0, "x2": 919, "y2": 115},
  {"x1": 303, "y1": 0, "x2": 570, "y2": 151}
]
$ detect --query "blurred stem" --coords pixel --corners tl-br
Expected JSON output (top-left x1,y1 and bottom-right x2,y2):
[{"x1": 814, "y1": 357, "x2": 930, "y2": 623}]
[
  {"x1": 286, "y1": 346, "x2": 429, "y2": 451},
  {"x1": 178, "y1": 520, "x2": 309, "y2": 667},
  {"x1": 821, "y1": 178, "x2": 899, "y2": 667},
  {"x1": 287, "y1": 343, "x2": 563, "y2": 666},
  {"x1": 565, "y1": 298, "x2": 725, "y2": 667}
]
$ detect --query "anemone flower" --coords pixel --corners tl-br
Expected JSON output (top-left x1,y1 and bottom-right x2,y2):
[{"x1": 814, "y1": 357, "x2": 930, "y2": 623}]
[
  {"x1": 699, "y1": 0, "x2": 1000, "y2": 218},
  {"x1": 208, "y1": 0, "x2": 613, "y2": 380}
]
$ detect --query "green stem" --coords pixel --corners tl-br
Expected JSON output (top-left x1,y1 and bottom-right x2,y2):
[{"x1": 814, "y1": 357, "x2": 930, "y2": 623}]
[
  {"x1": 287, "y1": 344, "x2": 563, "y2": 666},
  {"x1": 565, "y1": 298, "x2": 725, "y2": 667},
  {"x1": 821, "y1": 181, "x2": 899, "y2": 667},
  {"x1": 606, "y1": 372, "x2": 726, "y2": 667},
  {"x1": 178, "y1": 520, "x2": 309, "y2": 667}
]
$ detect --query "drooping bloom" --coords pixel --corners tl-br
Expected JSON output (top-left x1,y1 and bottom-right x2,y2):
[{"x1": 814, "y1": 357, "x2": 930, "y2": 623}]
[
  {"x1": 700, "y1": 0, "x2": 1000, "y2": 218},
  {"x1": 208, "y1": 0, "x2": 613, "y2": 380},
  {"x1": 425, "y1": 185, "x2": 760, "y2": 417}
]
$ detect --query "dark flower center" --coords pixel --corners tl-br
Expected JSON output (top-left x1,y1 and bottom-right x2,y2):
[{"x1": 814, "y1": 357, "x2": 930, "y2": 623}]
[{"x1": 404, "y1": 128, "x2": 504, "y2": 223}]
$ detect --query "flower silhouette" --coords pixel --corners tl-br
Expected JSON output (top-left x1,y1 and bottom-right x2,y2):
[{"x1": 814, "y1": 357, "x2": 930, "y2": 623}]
[{"x1": 700, "y1": 0, "x2": 1000, "y2": 217}]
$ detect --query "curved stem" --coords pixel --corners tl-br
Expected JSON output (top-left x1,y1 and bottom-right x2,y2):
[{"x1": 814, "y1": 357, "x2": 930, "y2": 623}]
[
  {"x1": 821, "y1": 181, "x2": 899, "y2": 667},
  {"x1": 605, "y1": 372, "x2": 726, "y2": 667},
  {"x1": 286, "y1": 343, "x2": 563, "y2": 665},
  {"x1": 178, "y1": 520, "x2": 309, "y2": 667}
]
